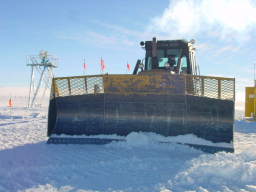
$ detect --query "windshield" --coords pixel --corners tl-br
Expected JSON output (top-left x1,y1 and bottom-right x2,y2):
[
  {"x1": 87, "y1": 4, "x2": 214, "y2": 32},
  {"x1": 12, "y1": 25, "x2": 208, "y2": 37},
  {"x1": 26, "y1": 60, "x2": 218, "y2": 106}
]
[
  {"x1": 146, "y1": 48, "x2": 189, "y2": 73},
  {"x1": 158, "y1": 48, "x2": 182, "y2": 67},
  {"x1": 147, "y1": 48, "x2": 182, "y2": 68}
]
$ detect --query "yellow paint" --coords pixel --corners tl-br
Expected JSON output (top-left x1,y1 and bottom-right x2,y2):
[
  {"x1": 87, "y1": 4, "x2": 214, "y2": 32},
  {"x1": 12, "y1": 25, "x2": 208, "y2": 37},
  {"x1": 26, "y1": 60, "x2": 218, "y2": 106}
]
[
  {"x1": 53, "y1": 80, "x2": 60, "y2": 97},
  {"x1": 103, "y1": 74, "x2": 180, "y2": 95},
  {"x1": 245, "y1": 87, "x2": 256, "y2": 118},
  {"x1": 52, "y1": 73, "x2": 235, "y2": 100}
]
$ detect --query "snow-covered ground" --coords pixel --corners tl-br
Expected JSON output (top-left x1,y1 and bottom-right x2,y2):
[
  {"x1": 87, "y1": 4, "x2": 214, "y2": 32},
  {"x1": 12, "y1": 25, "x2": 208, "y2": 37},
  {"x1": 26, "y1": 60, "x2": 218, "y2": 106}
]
[{"x1": 0, "y1": 97, "x2": 255, "y2": 192}]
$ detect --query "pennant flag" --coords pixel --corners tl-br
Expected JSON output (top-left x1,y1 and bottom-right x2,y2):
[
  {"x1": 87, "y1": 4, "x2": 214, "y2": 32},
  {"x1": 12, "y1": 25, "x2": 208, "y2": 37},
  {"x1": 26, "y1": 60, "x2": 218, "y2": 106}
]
[
  {"x1": 83, "y1": 58, "x2": 88, "y2": 70},
  {"x1": 127, "y1": 63, "x2": 131, "y2": 71},
  {"x1": 83, "y1": 63, "x2": 88, "y2": 70},
  {"x1": 100, "y1": 57, "x2": 106, "y2": 72},
  {"x1": 8, "y1": 98, "x2": 13, "y2": 107}
]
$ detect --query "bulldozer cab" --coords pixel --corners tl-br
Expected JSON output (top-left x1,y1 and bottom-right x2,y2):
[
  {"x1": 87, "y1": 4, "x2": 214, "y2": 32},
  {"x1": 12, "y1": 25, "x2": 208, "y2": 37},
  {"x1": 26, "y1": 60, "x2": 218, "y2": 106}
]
[{"x1": 135, "y1": 38, "x2": 199, "y2": 76}]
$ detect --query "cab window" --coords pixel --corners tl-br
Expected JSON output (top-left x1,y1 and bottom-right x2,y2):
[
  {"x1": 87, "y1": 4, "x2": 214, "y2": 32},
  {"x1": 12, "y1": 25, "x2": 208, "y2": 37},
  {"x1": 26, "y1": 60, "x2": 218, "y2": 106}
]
[
  {"x1": 156, "y1": 48, "x2": 182, "y2": 68},
  {"x1": 166, "y1": 49, "x2": 181, "y2": 67},
  {"x1": 180, "y1": 56, "x2": 188, "y2": 73},
  {"x1": 158, "y1": 58, "x2": 168, "y2": 67}
]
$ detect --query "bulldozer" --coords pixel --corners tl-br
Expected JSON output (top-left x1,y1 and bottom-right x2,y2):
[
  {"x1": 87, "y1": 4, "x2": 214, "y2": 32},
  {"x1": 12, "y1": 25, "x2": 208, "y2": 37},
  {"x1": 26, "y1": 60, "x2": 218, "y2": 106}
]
[{"x1": 47, "y1": 38, "x2": 235, "y2": 153}]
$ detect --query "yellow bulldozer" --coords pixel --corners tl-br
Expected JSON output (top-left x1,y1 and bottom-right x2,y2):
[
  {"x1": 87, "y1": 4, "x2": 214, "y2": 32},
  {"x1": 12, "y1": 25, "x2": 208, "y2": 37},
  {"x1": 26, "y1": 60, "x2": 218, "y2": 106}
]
[{"x1": 47, "y1": 38, "x2": 235, "y2": 153}]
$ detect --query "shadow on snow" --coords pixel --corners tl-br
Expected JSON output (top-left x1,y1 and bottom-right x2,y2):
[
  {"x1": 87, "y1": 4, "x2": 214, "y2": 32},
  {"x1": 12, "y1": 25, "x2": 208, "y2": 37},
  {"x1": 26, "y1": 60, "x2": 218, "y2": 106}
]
[{"x1": 0, "y1": 141, "x2": 202, "y2": 192}]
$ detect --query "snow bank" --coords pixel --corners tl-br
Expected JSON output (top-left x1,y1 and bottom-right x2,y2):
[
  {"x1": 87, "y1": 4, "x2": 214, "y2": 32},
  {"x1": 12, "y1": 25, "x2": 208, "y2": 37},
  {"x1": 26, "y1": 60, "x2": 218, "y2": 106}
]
[
  {"x1": 126, "y1": 132, "x2": 152, "y2": 146},
  {"x1": 0, "y1": 106, "x2": 47, "y2": 150},
  {"x1": 168, "y1": 148, "x2": 256, "y2": 192},
  {"x1": 14, "y1": 145, "x2": 256, "y2": 192},
  {"x1": 234, "y1": 120, "x2": 256, "y2": 153},
  {"x1": 235, "y1": 120, "x2": 256, "y2": 133}
]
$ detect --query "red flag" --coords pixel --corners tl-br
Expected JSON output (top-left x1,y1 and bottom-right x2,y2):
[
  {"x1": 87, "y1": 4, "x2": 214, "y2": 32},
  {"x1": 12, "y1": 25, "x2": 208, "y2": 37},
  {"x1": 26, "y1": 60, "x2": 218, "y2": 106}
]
[
  {"x1": 100, "y1": 58, "x2": 106, "y2": 71},
  {"x1": 127, "y1": 63, "x2": 131, "y2": 71},
  {"x1": 83, "y1": 63, "x2": 88, "y2": 70},
  {"x1": 8, "y1": 98, "x2": 13, "y2": 107}
]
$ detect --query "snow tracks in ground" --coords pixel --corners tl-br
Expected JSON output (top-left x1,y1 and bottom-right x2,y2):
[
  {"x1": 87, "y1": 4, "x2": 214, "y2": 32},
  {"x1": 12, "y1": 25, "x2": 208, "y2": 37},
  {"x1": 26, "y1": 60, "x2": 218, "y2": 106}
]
[{"x1": 0, "y1": 106, "x2": 256, "y2": 192}]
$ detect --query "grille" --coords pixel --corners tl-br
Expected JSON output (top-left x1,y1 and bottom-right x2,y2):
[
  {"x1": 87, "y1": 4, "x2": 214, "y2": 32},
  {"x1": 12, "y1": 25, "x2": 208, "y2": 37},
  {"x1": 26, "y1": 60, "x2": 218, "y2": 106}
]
[
  {"x1": 54, "y1": 76, "x2": 104, "y2": 97},
  {"x1": 185, "y1": 75, "x2": 234, "y2": 100}
]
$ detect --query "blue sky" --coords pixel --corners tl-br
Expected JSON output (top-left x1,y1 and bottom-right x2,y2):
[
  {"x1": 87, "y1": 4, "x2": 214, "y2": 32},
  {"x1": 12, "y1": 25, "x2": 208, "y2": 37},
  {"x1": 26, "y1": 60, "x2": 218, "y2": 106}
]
[{"x1": 1, "y1": 0, "x2": 256, "y2": 97}]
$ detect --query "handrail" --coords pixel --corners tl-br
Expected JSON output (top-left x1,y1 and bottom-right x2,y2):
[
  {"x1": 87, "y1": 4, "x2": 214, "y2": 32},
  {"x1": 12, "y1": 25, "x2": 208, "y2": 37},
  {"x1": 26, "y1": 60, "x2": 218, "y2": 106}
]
[{"x1": 51, "y1": 74, "x2": 235, "y2": 101}]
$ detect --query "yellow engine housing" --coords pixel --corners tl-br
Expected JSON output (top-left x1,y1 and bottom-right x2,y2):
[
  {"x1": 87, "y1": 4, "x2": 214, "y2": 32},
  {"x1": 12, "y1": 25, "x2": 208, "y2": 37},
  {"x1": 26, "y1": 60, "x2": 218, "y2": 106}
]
[{"x1": 245, "y1": 87, "x2": 256, "y2": 119}]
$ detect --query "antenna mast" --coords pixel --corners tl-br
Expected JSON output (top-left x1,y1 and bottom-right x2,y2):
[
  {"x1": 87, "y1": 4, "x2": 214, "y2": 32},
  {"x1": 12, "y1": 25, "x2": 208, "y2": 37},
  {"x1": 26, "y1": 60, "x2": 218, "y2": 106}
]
[
  {"x1": 254, "y1": 62, "x2": 256, "y2": 87},
  {"x1": 27, "y1": 50, "x2": 58, "y2": 108}
]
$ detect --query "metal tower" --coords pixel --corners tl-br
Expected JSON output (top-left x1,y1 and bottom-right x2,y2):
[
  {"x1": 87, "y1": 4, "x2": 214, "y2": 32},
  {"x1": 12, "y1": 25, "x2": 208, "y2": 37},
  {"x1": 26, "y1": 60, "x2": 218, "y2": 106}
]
[{"x1": 27, "y1": 50, "x2": 58, "y2": 108}]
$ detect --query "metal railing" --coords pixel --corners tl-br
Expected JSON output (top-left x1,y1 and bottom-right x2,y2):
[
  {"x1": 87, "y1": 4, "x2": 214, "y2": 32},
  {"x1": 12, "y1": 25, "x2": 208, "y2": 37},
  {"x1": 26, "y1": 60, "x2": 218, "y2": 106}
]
[
  {"x1": 185, "y1": 75, "x2": 235, "y2": 100},
  {"x1": 53, "y1": 75, "x2": 104, "y2": 97},
  {"x1": 52, "y1": 74, "x2": 235, "y2": 101}
]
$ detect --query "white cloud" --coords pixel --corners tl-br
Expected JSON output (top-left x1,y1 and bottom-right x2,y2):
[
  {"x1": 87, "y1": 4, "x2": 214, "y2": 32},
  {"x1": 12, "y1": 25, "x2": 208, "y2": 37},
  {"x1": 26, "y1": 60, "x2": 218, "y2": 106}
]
[
  {"x1": 86, "y1": 31, "x2": 117, "y2": 45},
  {"x1": 92, "y1": 22, "x2": 143, "y2": 38},
  {"x1": 214, "y1": 45, "x2": 240, "y2": 55},
  {"x1": 149, "y1": 0, "x2": 256, "y2": 40},
  {"x1": 57, "y1": 30, "x2": 137, "y2": 48}
]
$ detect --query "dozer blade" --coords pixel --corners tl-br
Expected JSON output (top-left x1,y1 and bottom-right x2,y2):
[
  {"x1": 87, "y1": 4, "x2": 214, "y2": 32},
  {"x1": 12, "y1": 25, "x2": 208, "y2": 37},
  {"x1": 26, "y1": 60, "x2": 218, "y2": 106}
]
[{"x1": 48, "y1": 73, "x2": 235, "y2": 153}]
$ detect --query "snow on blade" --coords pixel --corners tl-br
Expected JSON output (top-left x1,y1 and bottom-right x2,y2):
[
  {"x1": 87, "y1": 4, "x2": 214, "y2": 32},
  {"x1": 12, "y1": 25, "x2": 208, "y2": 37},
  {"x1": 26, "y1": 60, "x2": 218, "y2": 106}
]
[{"x1": 51, "y1": 132, "x2": 233, "y2": 148}]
